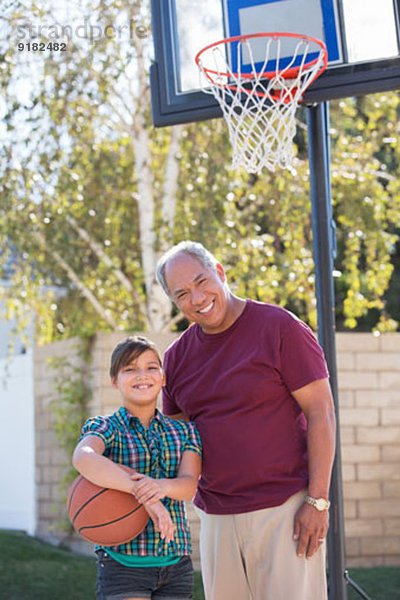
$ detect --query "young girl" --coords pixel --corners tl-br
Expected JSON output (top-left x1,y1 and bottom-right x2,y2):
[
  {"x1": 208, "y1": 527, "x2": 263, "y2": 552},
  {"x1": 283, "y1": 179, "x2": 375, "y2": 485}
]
[{"x1": 72, "y1": 336, "x2": 202, "y2": 600}]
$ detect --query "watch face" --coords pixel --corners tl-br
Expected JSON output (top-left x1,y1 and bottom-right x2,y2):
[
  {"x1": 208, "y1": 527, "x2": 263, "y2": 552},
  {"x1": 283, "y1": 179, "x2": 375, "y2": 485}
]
[{"x1": 305, "y1": 496, "x2": 330, "y2": 510}]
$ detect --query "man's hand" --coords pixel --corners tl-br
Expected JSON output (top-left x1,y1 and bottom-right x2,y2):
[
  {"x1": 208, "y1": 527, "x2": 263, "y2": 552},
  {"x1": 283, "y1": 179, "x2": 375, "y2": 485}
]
[
  {"x1": 131, "y1": 473, "x2": 170, "y2": 504},
  {"x1": 293, "y1": 502, "x2": 329, "y2": 559},
  {"x1": 144, "y1": 501, "x2": 175, "y2": 543}
]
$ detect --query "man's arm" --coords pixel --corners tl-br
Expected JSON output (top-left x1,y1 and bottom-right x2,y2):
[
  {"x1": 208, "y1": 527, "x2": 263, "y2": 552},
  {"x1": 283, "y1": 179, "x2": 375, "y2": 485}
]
[{"x1": 291, "y1": 377, "x2": 336, "y2": 559}]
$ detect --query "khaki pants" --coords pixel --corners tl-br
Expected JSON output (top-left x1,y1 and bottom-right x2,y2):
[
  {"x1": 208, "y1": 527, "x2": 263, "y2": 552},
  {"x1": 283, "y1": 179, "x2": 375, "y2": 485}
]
[{"x1": 195, "y1": 491, "x2": 327, "y2": 600}]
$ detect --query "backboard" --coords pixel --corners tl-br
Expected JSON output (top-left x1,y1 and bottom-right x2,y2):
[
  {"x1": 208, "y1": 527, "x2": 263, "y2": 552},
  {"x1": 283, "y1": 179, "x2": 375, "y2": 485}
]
[{"x1": 150, "y1": 0, "x2": 400, "y2": 126}]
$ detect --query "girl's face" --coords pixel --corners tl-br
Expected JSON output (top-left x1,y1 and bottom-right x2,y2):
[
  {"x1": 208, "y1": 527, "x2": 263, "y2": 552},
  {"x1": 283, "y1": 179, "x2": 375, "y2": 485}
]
[{"x1": 112, "y1": 349, "x2": 165, "y2": 411}]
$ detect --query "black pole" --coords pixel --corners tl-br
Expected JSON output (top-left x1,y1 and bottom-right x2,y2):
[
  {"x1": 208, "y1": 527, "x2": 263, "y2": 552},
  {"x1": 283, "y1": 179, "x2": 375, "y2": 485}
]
[{"x1": 306, "y1": 101, "x2": 348, "y2": 600}]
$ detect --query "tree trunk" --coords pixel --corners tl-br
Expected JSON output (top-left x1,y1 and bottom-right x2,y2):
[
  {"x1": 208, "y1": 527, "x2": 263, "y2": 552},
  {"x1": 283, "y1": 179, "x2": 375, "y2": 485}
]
[{"x1": 131, "y1": 32, "x2": 180, "y2": 332}]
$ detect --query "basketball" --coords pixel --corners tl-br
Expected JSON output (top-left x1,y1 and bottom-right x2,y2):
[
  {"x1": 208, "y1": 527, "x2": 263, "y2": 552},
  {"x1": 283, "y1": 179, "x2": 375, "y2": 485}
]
[{"x1": 67, "y1": 465, "x2": 149, "y2": 545}]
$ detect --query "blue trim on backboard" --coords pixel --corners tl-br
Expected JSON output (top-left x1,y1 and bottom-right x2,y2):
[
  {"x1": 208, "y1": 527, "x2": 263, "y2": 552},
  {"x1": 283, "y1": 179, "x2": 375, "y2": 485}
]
[
  {"x1": 225, "y1": 0, "x2": 281, "y2": 41},
  {"x1": 321, "y1": 0, "x2": 340, "y2": 61},
  {"x1": 224, "y1": 0, "x2": 341, "y2": 74}
]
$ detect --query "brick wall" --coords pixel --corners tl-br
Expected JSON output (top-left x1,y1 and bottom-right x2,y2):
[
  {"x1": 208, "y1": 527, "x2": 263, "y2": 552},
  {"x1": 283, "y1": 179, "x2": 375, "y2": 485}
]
[
  {"x1": 34, "y1": 332, "x2": 400, "y2": 566},
  {"x1": 336, "y1": 333, "x2": 400, "y2": 567},
  {"x1": 34, "y1": 336, "x2": 84, "y2": 544}
]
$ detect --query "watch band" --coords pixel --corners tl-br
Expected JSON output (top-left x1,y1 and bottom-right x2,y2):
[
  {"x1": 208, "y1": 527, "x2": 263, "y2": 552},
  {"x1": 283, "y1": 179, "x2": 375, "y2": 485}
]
[{"x1": 305, "y1": 495, "x2": 331, "y2": 511}]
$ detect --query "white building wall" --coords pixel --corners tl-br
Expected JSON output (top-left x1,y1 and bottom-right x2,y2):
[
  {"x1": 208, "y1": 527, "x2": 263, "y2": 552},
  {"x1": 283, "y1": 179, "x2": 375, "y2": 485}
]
[{"x1": 0, "y1": 350, "x2": 36, "y2": 534}]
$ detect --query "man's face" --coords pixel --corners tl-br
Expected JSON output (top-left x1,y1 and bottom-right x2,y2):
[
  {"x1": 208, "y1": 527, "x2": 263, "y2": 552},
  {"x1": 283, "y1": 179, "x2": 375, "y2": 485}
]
[{"x1": 164, "y1": 252, "x2": 231, "y2": 334}]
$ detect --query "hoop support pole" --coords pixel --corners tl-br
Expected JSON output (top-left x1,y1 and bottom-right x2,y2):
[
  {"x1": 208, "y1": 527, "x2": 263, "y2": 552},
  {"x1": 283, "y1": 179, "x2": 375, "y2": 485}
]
[{"x1": 306, "y1": 101, "x2": 348, "y2": 600}]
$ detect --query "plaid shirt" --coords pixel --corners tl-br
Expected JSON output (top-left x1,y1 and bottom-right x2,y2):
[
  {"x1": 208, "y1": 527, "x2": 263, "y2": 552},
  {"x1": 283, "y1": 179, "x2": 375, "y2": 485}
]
[{"x1": 80, "y1": 406, "x2": 202, "y2": 557}]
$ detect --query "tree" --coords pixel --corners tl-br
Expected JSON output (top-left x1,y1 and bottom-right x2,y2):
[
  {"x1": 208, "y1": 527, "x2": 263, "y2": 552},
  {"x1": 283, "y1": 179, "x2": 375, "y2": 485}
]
[
  {"x1": 329, "y1": 95, "x2": 400, "y2": 331},
  {"x1": 1, "y1": 1, "x2": 399, "y2": 347},
  {"x1": 174, "y1": 111, "x2": 400, "y2": 333},
  {"x1": 1, "y1": 0, "x2": 180, "y2": 340}
]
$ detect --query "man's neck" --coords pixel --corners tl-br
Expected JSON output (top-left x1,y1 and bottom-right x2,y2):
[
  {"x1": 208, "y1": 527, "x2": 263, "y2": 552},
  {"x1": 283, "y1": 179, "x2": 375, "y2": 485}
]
[{"x1": 201, "y1": 295, "x2": 246, "y2": 334}]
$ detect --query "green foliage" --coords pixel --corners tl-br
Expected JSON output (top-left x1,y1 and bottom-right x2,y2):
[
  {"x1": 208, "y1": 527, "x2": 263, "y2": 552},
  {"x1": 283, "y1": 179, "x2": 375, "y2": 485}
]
[
  {"x1": 174, "y1": 111, "x2": 400, "y2": 332},
  {"x1": 0, "y1": 0, "x2": 150, "y2": 342},
  {"x1": 0, "y1": 1, "x2": 399, "y2": 343},
  {"x1": 330, "y1": 95, "x2": 400, "y2": 331}
]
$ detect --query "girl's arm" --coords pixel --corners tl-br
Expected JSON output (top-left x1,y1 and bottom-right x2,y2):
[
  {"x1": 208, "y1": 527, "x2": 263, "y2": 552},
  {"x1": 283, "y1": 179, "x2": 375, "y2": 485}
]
[
  {"x1": 72, "y1": 435, "x2": 175, "y2": 542},
  {"x1": 132, "y1": 450, "x2": 202, "y2": 504},
  {"x1": 73, "y1": 435, "x2": 136, "y2": 493}
]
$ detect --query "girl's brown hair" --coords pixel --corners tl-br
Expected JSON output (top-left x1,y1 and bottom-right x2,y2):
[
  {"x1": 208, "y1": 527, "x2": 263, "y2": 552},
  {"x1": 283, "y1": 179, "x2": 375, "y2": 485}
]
[{"x1": 109, "y1": 336, "x2": 162, "y2": 380}]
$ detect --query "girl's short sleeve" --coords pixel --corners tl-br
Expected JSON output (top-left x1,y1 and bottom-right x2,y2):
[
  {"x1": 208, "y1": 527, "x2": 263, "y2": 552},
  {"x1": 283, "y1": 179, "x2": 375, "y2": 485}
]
[
  {"x1": 79, "y1": 415, "x2": 115, "y2": 450},
  {"x1": 183, "y1": 421, "x2": 202, "y2": 457}
]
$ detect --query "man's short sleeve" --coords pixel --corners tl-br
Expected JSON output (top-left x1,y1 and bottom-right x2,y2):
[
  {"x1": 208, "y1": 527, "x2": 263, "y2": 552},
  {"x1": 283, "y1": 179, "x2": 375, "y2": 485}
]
[
  {"x1": 183, "y1": 421, "x2": 202, "y2": 458},
  {"x1": 162, "y1": 384, "x2": 180, "y2": 416},
  {"x1": 162, "y1": 349, "x2": 181, "y2": 415},
  {"x1": 278, "y1": 314, "x2": 329, "y2": 392},
  {"x1": 79, "y1": 415, "x2": 115, "y2": 450}
]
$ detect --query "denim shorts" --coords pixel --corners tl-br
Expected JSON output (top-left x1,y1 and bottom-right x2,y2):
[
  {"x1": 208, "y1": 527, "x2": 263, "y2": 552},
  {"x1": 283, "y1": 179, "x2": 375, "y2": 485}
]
[{"x1": 95, "y1": 549, "x2": 194, "y2": 600}]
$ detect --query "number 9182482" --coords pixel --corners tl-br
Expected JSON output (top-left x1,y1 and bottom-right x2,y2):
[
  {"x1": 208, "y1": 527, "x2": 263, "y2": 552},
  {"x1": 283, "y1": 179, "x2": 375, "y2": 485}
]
[{"x1": 18, "y1": 42, "x2": 67, "y2": 51}]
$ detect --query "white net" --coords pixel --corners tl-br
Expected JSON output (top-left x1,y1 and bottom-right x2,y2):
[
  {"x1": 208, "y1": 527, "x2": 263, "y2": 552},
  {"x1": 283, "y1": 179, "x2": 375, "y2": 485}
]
[{"x1": 196, "y1": 34, "x2": 327, "y2": 173}]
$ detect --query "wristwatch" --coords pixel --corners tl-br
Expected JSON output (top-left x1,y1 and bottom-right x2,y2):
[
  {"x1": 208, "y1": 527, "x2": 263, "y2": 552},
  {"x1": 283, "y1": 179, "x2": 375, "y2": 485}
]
[{"x1": 305, "y1": 495, "x2": 331, "y2": 511}]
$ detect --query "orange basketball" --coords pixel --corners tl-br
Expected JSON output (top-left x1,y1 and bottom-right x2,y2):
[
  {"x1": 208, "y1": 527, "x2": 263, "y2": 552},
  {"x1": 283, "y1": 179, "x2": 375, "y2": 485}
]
[{"x1": 67, "y1": 465, "x2": 149, "y2": 545}]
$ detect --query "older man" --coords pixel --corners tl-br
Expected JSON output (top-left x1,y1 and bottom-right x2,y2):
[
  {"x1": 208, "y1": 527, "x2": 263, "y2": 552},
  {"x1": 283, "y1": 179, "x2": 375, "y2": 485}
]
[{"x1": 156, "y1": 240, "x2": 336, "y2": 600}]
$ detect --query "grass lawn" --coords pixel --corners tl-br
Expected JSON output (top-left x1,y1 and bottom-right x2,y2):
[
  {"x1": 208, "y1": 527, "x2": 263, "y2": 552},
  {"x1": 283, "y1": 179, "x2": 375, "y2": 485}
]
[
  {"x1": 345, "y1": 566, "x2": 400, "y2": 600},
  {"x1": 0, "y1": 530, "x2": 205, "y2": 600},
  {"x1": 1, "y1": 530, "x2": 399, "y2": 599}
]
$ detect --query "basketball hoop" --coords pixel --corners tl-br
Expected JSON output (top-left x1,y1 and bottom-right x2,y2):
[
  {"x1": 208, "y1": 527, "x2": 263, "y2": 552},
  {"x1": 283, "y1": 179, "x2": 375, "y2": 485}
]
[{"x1": 195, "y1": 33, "x2": 327, "y2": 173}]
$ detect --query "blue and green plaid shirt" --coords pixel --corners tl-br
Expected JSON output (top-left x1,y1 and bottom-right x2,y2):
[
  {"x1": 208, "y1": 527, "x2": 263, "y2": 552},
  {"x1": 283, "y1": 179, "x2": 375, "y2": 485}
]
[{"x1": 80, "y1": 406, "x2": 202, "y2": 557}]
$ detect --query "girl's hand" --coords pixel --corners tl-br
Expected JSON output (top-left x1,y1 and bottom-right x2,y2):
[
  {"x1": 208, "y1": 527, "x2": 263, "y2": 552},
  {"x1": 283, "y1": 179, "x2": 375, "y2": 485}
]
[
  {"x1": 144, "y1": 501, "x2": 175, "y2": 543},
  {"x1": 131, "y1": 473, "x2": 170, "y2": 504}
]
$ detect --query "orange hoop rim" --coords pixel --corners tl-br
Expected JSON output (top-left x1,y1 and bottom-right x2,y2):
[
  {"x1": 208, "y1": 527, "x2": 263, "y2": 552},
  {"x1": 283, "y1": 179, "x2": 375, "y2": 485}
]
[{"x1": 195, "y1": 32, "x2": 328, "y2": 90}]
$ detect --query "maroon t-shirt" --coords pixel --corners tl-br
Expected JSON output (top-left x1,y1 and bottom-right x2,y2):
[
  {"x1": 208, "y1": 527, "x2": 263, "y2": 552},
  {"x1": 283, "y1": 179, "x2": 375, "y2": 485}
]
[{"x1": 162, "y1": 300, "x2": 329, "y2": 514}]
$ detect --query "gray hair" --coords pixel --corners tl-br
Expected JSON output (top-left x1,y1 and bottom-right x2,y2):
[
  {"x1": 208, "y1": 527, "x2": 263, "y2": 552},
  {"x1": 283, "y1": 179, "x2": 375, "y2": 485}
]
[{"x1": 156, "y1": 240, "x2": 219, "y2": 297}]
